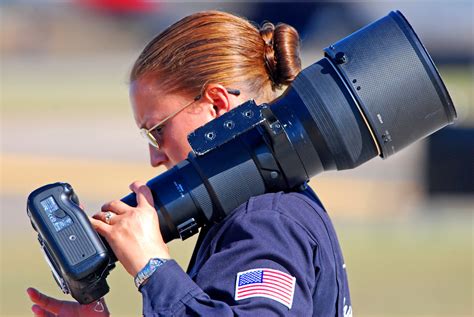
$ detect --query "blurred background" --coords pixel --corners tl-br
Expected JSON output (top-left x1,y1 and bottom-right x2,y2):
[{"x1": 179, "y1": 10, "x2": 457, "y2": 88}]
[{"x1": 1, "y1": 1, "x2": 473, "y2": 316}]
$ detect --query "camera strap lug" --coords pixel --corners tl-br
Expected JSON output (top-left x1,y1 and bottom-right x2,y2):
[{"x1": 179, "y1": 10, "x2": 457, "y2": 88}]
[{"x1": 177, "y1": 218, "x2": 199, "y2": 240}]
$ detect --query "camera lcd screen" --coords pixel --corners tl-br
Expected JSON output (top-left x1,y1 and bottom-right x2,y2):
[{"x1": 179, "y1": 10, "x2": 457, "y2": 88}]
[{"x1": 40, "y1": 196, "x2": 73, "y2": 232}]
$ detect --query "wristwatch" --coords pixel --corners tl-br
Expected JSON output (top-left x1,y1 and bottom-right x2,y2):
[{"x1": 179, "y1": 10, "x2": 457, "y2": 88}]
[{"x1": 134, "y1": 258, "x2": 168, "y2": 289}]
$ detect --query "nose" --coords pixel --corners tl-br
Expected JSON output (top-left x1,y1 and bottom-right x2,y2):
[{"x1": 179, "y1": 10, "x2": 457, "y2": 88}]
[{"x1": 149, "y1": 145, "x2": 168, "y2": 167}]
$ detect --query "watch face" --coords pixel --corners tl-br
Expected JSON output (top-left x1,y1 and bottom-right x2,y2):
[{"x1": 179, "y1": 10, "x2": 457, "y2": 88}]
[{"x1": 150, "y1": 258, "x2": 166, "y2": 267}]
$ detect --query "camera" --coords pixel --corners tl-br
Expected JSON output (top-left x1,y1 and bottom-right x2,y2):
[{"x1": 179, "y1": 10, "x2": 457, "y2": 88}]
[
  {"x1": 27, "y1": 183, "x2": 116, "y2": 304},
  {"x1": 27, "y1": 11, "x2": 456, "y2": 304}
]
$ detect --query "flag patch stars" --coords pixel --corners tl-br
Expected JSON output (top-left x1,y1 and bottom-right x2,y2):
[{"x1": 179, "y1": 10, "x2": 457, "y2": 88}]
[{"x1": 234, "y1": 268, "x2": 296, "y2": 309}]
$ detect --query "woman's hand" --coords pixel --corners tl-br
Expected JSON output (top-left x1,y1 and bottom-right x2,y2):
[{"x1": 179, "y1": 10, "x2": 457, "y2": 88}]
[
  {"x1": 90, "y1": 181, "x2": 170, "y2": 277},
  {"x1": 27, "y1": 288, "x2": 109, "y2": 317}
]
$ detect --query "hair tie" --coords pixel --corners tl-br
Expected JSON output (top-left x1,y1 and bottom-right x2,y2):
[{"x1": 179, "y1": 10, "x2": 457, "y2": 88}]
[{"x1": 259, "y1": 22, "x2": 280, "y2": 88}]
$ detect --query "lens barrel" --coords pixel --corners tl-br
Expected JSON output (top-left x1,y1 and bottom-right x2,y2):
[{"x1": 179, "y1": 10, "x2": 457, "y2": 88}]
[
  {"x1": 122, "y1": 11, "x2": 457, "y2": 244},
  {"x1": 270, "y1": 57, "x2": 379, "y2": 174}
]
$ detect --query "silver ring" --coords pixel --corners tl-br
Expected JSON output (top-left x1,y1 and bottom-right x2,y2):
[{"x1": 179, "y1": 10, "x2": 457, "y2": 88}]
[{"x1": 104, "y1": 211, "x2": 113, "y2": 225}]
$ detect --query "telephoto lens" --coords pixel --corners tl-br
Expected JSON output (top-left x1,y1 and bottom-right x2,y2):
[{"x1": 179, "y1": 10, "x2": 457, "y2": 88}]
[{"x1": 121, "y1": 10, "x2": 456, "y2": 243}]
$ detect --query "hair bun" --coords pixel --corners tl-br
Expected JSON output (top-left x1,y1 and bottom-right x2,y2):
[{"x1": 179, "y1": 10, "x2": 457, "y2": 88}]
[{"x1": 259, "y1": 22, "x2": 301, "y2": 88}]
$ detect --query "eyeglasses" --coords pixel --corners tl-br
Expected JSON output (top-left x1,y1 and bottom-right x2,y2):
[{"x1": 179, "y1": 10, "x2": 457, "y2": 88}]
[{"x1": 140, "y1": 88, "x2": 240, "y2": 149}]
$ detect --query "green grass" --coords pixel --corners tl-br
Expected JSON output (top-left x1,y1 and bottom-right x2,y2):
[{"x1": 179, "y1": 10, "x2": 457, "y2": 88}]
[
  {"x1": 2, "y1": 217, "x2": 472, "y2": 317},
  {"x1": 336, "y1": 217, "x2": 473, "y2": 316}
]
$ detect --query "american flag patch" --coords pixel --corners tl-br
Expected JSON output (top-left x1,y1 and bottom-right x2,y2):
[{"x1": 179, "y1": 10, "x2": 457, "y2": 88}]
[{"x1": 234, "y1": 268, "x2": 296, "y2": 309}]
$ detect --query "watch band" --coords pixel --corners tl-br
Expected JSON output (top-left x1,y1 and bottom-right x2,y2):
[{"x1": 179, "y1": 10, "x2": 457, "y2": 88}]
[{"x1": 134, "y1": 258, "x2": 168, "y2": 289}]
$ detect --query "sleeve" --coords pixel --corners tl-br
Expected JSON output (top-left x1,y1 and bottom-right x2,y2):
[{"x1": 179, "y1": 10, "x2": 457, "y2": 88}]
[{"x1": 139, "y1": 206, "x2": 317, "y2": 316}]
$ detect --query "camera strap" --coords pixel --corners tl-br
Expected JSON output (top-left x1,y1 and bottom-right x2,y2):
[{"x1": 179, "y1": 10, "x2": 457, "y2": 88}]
[{"x1": 93, "y1": 299, "x2": 105, "y2": 313}]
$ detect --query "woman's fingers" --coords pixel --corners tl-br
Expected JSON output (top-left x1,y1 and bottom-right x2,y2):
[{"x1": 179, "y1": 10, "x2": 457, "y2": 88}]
[
  {"x1": 27, "y1": 288, "x2": 61, "y2": 315},
  {"x1": 129, "y1": 181, "x2": 154, "y2": 207},
  {"x1": 98, "y1": 181, "x2": 154, "y2": 219},
  {"x1": 32, "y1": 305, "x2": 56, "y2": 317},
  {"x1": 89, "y1": 217, "x2": 111, "y2": 237},
  {"x1": 101, "y1": 200, "x2": 129, "y2": 215},
  {"x1": 92, "y1": 211, "x2": 119, "y2": 226}
]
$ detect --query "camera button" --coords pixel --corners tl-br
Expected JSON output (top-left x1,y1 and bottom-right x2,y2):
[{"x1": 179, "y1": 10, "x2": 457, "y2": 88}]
[{"x1": 54, "y1": 209, "x2": 67, "y2": 218}]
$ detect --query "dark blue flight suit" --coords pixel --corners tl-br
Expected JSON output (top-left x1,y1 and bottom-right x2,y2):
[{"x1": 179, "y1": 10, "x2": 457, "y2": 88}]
[{"x1": 140, "y1": 187, "x2": 352, "y2": 316}]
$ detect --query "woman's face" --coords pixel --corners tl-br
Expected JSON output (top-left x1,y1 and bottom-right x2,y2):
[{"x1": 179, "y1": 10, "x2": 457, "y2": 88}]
[{"x1": 130, "y1": 74, "x2": 244, "y2": 169}]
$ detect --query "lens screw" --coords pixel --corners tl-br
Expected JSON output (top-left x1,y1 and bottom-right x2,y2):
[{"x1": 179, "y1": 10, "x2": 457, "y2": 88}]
[
  {"x1": 243, "y1": 110, "x2": 254, "y2": 118},
  {"x1": 299, "y1": 183, "x2": 308, "y2": 191},
  {"x1": 335, "y1": 52, "x2": 347, "y2": 64},
  {"x1": 205, "y1": 131, "x2": 216, "y2": 140},
  {"x1": 224, "y1": 120, "x2": 235, "y2": 129},
  {"x1": 270, "y1": 121, "x2": 283, "y2": 134},
  {"x1": 270, "y1": 171, "x2": 279, "y2": 179}
]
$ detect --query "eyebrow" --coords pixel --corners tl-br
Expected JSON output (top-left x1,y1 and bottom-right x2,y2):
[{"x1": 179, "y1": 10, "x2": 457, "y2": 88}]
[
  {"x1": 143, "y1": 121, "x2": 163, "y2": 131},
  {"x1": 140, "y1": 117, "x2": 162, "y2": 130}
]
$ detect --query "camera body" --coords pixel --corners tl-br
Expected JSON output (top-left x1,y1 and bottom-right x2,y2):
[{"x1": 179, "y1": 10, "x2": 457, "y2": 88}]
[{"x1": 27, "y1": 183, "x2": 115, "y2": 304}]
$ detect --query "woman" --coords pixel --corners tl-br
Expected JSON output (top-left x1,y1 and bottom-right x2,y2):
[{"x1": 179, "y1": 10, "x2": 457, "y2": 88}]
[{"x1": 27, "y1": 11, "x2": 352, "y2": 316}]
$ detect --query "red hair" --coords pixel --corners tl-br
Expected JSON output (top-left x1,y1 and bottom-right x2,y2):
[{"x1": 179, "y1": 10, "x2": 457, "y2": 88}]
[{"x1": 131, "y1": 11, "x2": 301, "y2": 102}]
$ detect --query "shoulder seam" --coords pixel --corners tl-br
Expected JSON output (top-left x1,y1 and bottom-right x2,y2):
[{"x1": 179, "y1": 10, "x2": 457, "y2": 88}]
[{"x1": 227, "y1": 205, "x2": 320, "y2": 245}]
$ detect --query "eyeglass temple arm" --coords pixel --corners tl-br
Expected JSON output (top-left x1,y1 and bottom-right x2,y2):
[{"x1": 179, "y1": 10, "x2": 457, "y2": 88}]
[
  {"x1": 226, "y1": 88, "x2": 241, "y2": 96},
  {"x1": 195, "y1": 88, "x2": 241, "y2": 101}
]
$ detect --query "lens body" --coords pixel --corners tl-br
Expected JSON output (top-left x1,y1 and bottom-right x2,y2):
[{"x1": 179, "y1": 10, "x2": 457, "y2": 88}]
[
  {"x1": 121, "y1": 10, "x2": 456, "y2": 244},
  {"x1": 122, "y1": 128, "x2": 271, "y2": 242}
]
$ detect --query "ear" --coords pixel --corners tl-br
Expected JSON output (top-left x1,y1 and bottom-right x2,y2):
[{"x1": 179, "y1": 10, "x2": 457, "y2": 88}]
[{"x1": 202, "y1": 84, "x2": 232, "y2": 118}]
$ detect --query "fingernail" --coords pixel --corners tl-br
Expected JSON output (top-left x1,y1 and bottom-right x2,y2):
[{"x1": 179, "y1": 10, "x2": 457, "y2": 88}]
[{"x1": 32, "y1": 305, "x2": 42, "y2": 314}]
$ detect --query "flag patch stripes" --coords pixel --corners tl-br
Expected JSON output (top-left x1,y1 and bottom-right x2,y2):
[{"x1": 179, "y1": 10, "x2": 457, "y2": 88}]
[{"x1": 234, "y1": 268, "x2": 296, "y2": 309}]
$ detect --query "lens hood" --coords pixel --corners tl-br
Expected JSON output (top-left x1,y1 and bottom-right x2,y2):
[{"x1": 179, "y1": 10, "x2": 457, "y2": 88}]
[{"x1": 324, "y1": 10, "x2": 456, "y2": 158}]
